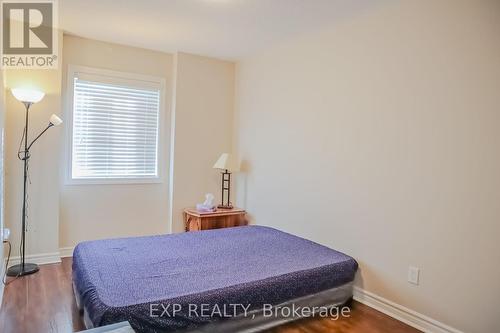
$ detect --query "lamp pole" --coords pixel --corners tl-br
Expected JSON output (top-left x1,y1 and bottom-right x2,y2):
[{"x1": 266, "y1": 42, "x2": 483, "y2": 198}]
[
  {"x1": 21, "y1": 102, "x2": 30, "y2": 273},
  {"x1": 7, "y1": 102, "x2": 40, "y2": 276},
  {"x1": 217, "y1": 169, "x2": 233, "y2": 209},
  {"x1": 6, "y1": 102, "x2": 61, "y2": 277}
]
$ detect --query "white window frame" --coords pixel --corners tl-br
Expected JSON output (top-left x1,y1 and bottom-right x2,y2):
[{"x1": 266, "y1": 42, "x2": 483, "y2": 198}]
[{"x1": 65, "y1": 65, "x2": 166, "y2": 185}]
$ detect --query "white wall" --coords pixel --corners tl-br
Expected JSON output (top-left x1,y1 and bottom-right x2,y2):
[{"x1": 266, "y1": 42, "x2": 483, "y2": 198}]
[
  {"x1": 60, "y1": 38, "x2": 235, "y2": 245},
  {"x1": 169, "y1": 53, "x2": 235, "y2": 232},
  {"x1": 59, "y1": 35, "x2": 173, "y2": 247},
  {"x1": 234, "y1": 1, "x2": 500, "y2": 332}
]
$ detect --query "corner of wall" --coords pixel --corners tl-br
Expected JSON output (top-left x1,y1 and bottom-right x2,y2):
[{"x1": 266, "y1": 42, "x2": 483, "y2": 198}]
[
  {"x1": 168, "y1": 52, "x2": 236, "y2": 233},
  {"x1": 167, "y1": 53, "x2": 179, "y2": 234}
]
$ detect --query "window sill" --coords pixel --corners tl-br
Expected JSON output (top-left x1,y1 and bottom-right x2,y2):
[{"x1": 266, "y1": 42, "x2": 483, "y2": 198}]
[{"x1": 64, "y1": 177, "x2": 163, "y2": 186}]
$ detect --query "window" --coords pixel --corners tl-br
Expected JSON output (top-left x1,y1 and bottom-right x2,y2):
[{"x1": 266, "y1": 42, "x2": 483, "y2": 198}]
[{"x1": 67, "y1": 66, "x2": 164, "y2": 184}]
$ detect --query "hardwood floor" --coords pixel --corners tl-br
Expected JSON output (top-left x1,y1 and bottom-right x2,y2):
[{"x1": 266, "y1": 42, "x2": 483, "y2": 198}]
[
  {"x1": 0, "y1": 258, "x2": 420, "y2": 333},
  {"x1": 0, "y1": 258, "x2": 85, "y2": 333}
]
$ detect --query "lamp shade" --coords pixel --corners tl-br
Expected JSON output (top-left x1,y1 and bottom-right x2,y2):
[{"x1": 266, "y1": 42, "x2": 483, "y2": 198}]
[
  {"x1": 49, "y1": 114, "x2": 63, "y2": 126},
  {"x1": 11, "y1": 88, "x2": 45, "y2": 104},
  {"x1": 213, "y1": 153, "x2": 239, "y2": 172}
]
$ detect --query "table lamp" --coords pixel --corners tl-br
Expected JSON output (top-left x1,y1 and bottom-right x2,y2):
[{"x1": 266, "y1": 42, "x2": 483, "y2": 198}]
[{"x1": 213, "y1": 153, "x2": 238, "y2": 209}]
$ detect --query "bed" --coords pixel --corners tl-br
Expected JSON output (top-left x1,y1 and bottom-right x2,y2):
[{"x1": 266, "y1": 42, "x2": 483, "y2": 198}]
[{"x1": 72, "y1": 225, "x2": 358, "y2": 332}]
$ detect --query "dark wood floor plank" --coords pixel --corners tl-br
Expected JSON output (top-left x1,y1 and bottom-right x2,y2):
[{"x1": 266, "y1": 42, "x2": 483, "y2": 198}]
[{"x1": 0, "y1": 258, "x2": 420, "y2": 333}]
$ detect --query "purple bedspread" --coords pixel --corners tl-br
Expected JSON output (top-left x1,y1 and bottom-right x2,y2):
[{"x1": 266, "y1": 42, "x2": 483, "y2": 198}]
[{"x1": 72, "y1": 226, "x2": 358, "y2": 332}]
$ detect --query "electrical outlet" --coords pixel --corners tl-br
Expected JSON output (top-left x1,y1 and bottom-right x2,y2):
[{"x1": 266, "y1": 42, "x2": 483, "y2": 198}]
[
  {"x1": 2, "y1": 228, "x2": 10, "y2": 241},
  {"x1": 408, "y1": 266, "x2": 420, "y2": 285}
]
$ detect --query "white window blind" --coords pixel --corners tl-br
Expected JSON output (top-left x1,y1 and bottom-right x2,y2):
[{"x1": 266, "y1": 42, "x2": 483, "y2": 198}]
[{"x1": 71, "y1": 75, "x2": 161, "y2": 180}]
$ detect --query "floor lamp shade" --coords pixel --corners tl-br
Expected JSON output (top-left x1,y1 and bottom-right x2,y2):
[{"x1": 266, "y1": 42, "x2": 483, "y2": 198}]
[
  {"x1": 11, "y1": 88, "x2": 45, "y2": 104},
  {"x1": 50, "y1": 114, "x2": 63, "y2": 126}
]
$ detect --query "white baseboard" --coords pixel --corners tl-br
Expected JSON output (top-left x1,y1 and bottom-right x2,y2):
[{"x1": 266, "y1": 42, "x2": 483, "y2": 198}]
[
  {"x1": 5, "y1": 247, "x2": 73, "y2": 269},
  {"x1": 59, "y1": 247, "x2": 74, "y2": 258},
  {"x1": 353, "y1": 287, "x2": 463, "y2": 333},
  {"x1": 8, "y1": 251, "x2": 61, "y2": 266}
]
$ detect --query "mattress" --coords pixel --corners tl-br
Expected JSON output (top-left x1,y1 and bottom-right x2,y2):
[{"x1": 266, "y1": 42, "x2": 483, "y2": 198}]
[{"x1": 72, "y1": 226, "x2": 358, "y2": 332}]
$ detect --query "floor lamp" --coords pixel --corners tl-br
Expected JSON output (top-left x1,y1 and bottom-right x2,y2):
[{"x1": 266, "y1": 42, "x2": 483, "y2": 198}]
[{"x1": 6, "y1": 88, "x2": 63, "y2": 277}]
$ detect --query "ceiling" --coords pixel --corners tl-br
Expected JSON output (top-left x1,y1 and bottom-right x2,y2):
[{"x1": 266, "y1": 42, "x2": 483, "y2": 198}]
[{"x1": 60, "y1": 0, "x2": 377, "y2": 60}]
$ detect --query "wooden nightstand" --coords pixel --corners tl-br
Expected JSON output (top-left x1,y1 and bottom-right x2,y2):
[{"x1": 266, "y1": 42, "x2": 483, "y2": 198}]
[{"x1": 183, "y1": 208, "x2": 247, "y2": 231}]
